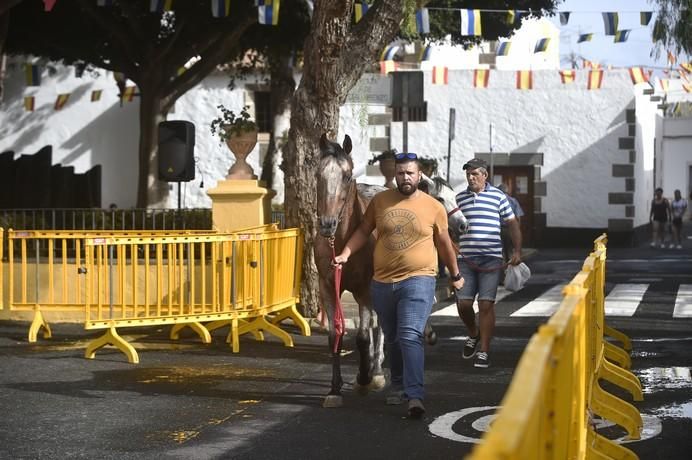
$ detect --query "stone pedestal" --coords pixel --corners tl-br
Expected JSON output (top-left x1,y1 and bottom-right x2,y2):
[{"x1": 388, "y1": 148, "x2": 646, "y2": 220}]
[{"x1": 207, "y1": 179, "x2": 275, "y2": 232}]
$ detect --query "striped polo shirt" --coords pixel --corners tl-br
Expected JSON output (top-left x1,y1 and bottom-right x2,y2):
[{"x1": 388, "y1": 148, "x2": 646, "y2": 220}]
[{"x1": 455, "y1": 183, "x2": 515, "y2": 259}]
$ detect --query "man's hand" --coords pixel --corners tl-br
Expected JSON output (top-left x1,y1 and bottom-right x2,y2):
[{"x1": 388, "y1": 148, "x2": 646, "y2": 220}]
[
  {"x1": 451, "y1": 277, "x2": 465, "y2": 291},
  {"x1": 332, "y1": 253, "x2": 348, "y2": 266},
  {"x1": 509, "y1": 250, "x2": 522, "y2": 266}
]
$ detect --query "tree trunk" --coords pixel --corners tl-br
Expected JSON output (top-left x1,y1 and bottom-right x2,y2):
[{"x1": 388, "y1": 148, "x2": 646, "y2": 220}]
[
  {"x1": 282, "y1": 0, "x2": 406, "y2": 315},
  {"x1": 137, "y1": 80, "x2": 167, "y2": 208}
]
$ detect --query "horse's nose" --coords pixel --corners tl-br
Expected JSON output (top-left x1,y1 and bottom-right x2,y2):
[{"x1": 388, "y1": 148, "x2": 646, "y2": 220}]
[{"x1": 319, "y1": 217, "x2": 338, "y2": 237}]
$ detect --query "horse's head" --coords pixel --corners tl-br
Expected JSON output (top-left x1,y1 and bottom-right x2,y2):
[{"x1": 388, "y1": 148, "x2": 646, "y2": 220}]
[
  {"x1": 316, "y1": 133, "x2": 354, "y2": 237},
  {"x1": 419, "y1": 174, "x2": 468, "y2": 242}
]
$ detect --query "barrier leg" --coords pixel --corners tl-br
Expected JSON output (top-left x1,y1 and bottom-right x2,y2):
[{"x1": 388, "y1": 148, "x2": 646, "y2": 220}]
[
  {"x1": 591, "y1": 381, "x2": 642, "y2": 440},
  {"x1": 208, "y1": 319, "x2": 263, "y2": 342},
  {"x1": 169, "y1": 322, "x2": 212, "y2": 344},
  {"x1": 230, "y1": 317, "x2": 240, "y2": 353},
  {"x1": 238, "y1": 316, "x2": 293, "y2": 349},
  {"x1": 604, "y1": 324, "x2": 632, "y2": 352},
  {"x1": 28, "y1": 308, "x2": 52, "y2": 343},
  {"x1": 225, "y1": 319, "x2": 264, "y2": 344},
  {"x1": 586, "y1": 428, "x2": 639, "y2": 460},
  {"x1": 270, "y1": 305, "x2": 311, "y2": 337},
  {"x1": 84, "y1": 327, "x2": 139, "y2": 364},
  {"x1": 604, "y1": 341, "x2": 632, "y2": 370},
  {"x1": 599, "y1": 359, "x2": 643, "y2": 401}
]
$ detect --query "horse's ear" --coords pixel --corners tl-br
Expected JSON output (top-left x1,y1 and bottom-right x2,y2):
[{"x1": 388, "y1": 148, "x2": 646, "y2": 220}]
[
  {"x1": 319, "y1": 134, "x2": 330, "y2": 154},
  {"x1": 342, "y1": 135, "x2": 352, "y2": 155}
]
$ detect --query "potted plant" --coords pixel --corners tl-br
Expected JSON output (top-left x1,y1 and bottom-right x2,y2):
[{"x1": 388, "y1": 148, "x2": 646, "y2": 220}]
[{"x1": 210, "y1": 104, "x2": 259, "y2": 180}]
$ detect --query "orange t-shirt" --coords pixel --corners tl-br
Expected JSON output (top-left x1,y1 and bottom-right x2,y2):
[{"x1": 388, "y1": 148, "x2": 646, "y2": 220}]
[{"x1": 364, "y1": 189, "x2": 448, "y2": 283}]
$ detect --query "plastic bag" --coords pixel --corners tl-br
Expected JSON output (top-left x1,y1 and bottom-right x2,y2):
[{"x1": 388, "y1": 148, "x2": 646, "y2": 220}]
[{"x1": 504, "y1": 263, "x2": 531, "y2": 292}]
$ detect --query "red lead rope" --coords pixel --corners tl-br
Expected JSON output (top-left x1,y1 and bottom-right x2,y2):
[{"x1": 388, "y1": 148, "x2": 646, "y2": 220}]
[{"x1": 331, "y1": 245, "x2": 345, "y2": 354}]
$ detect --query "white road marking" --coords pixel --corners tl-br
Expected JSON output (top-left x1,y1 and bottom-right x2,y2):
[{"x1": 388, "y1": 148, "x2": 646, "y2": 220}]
[
  {"x1": 510, "y1": 284, "x2": 566, "y2": 317},
  {"x1": 605, "y1": 284, "x2": 649, "y2": 317},
  {"x1": 673, "y1": 284, "x2": 692, "y2": 318},
  {"x1": 432, "y1": 287, "x2": 511, "y2": 317}
]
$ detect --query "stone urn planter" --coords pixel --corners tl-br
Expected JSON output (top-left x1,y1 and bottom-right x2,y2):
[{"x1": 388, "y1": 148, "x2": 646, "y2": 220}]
[{"x1": 225, "y1": 128, "x2": 258, "y2": 180}]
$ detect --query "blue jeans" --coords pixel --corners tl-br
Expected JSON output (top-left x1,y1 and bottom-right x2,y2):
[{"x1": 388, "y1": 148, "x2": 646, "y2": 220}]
[{"x1": 371, "y1": 276, "x2": 436, "y2": 401}]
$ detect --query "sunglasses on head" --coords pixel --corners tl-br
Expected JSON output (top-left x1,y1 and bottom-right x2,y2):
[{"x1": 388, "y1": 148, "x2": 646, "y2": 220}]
[{"x1": 395, "y1": 152, "x2": 418, "y2": 161}]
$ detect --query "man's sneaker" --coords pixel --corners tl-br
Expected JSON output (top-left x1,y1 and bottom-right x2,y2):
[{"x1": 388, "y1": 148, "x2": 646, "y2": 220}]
[
  {"x1": 474, "y1": 351, "x2": 490, "y2": 368},
  {"x1": 462, "y1": 335, "x2": 480, "y2": 359},
  {"x1": 385, "y1": 389, "x2": 405, "y2": 405},
  {"x1": 407, "y1": 398, "x2": 426, "y2": 419}
]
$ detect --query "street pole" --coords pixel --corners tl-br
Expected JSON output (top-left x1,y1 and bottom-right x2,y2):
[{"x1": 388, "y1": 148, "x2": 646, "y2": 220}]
[
  {"x1": 489, "y1": 123, "x2": 494, "y2": 183},
  {"x1": 446, "y1": 108, "x2": 455, "y2": 182}
]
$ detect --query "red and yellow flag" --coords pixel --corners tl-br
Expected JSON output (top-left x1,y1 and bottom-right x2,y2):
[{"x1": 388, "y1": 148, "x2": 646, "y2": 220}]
[
  {"x1": 680, "y1": 63, "x2": 692, "y2": 74},
  {"x1": 121, "y1": 85, "x2": 137, "y2": 102},
  {"x1": 667, "y1": 51, "x2": 677, "y2": 66},
  {"x1": 473, "y1": 69, "x2": 489, "y2": 88},
  {"x1": 24, "y1": 96, "x2": 35, "y2": 112},
  {"x1": 659, "y1": 79, "x2": 669, "y2": 92},
  {"x1": 559, "y1": 70, "x2": 576, "y2": 84},
  {"x1": 683, "y1": 83, "x2": 692, "y2": 93},
  {"x1": 628, "y1": 67, "x2": 649, "y2": 84},
  {"x1": 516, "y1": 70, "x2": 532, "y2": 90},
  {"x1": 54, "y1": 93, "x2": 70, "y2": 110},
  {"x1": 432, "y1": 66, "x2": 448, "y2": 85},
  {"x1": 587, "y1": 70, "x2": 603, "y2": 90},
  {"x1": 379, "y1": 60, "x2": 397, "y2": 75}
]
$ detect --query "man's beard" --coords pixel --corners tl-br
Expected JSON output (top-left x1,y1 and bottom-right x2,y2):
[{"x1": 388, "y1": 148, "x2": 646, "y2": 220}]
[{"x1": 397, "y1": 182, "x2": 417, "y2": 196}]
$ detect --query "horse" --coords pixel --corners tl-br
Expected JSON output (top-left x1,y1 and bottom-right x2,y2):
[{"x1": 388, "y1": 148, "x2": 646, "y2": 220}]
[{"x1": 315, "y1": 133, "x2": 467, "y2": 408}]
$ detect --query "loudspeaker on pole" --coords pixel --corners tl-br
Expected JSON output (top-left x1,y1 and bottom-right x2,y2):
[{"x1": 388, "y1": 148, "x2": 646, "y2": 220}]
[{"x1": 158, "y1": 120, "x2": 195, "y2": 182}]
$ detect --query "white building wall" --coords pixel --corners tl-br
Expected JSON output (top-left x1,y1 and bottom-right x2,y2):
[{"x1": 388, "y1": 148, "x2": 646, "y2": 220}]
[
  {"x1": 387, "y1": 68, "x2": 638, "y2": 229},
  {"x1": 660, "y1": 117, "x2": 692, "y2": 202}
]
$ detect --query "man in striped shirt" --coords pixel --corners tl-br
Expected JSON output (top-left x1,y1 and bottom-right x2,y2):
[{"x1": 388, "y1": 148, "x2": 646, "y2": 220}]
[{"x1": 454, "y1": 158, "x2": 522, "y2": 368}]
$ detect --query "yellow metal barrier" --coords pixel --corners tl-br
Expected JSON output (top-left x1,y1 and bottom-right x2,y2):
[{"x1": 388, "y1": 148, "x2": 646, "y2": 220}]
[
  {"x1": 3, "y1": 229, "x2": 217, "y2": 341},
  {"x1": 468, "y1": 234, "x2": 643, "y2": 459},
  {"x1": 82, "y1": 228, "x2": 306, "y2": 363}
]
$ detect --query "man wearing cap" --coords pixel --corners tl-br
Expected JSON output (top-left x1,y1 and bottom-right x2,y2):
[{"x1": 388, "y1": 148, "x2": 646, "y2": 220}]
[
  {"x1": 333, "y1": 152, "x2": 464, "y2": 418},
  {"x1": 454, "y1": 158, "x2": 522, "y2": 368}
]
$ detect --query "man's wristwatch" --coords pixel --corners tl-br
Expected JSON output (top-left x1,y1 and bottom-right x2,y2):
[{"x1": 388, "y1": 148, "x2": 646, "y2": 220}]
[{"x1": 451, "y1": 272, "x2": 463, "y2": 282}]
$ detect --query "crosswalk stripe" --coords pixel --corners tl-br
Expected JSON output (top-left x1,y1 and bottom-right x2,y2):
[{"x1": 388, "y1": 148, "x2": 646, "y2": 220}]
[
  {"x1": 605, "y1": 284, "x2": 649, "y2": 317},
  {"x1": 510, "y1": 284, "x2": 566, "y2": 317},
  {"x1": 432, "y1": 286, "x2": 511, "y2": 317},
  {"x1": 673, "y1": 284, "x2": 692, "y2": 318}
]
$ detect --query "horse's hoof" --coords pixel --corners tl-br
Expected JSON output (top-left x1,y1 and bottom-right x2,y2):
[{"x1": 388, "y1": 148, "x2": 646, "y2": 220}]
[
  {"x1": 322, "y1": 395, "x2": 344, "y2": 408},
  {"x1": 426, "y1": 330, "x2": 438, "y2": 346},
  {"x1": 368, "y1": 374, "x2": 386, "y2": 391},
  {"x1": 353, "y1": 381, "x2": 370, "y2": 396}
]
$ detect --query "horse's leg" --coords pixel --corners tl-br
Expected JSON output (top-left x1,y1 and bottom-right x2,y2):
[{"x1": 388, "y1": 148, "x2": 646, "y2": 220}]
[
  {"x1": 424, "y1": 320, "x2": 438, "y2": 345},
  {"x1": 319, "y1": 278, "x2": 344, "y2": 408},
  {"x1": 352, "y1": 293, "x2": 386, "y2": 393}
]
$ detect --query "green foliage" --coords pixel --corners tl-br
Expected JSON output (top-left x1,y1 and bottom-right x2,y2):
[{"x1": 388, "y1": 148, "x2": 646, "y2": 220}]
[
  {"x1": 210, "y1": 105, "x2": 258, "y2": 142},
  {"x1": 651, "y1": 0, "x2": 692, "y2": 57}
]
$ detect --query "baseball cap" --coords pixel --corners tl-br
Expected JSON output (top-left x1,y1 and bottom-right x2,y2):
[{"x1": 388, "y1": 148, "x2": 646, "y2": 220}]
[{"x1": 462, "y1": 158, "x2": 488, "y2": 170}]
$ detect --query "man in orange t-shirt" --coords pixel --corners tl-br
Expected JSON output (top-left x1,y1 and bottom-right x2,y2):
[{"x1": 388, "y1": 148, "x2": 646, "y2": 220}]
[{"x1": 334, "y1": 153, "x2": 464, "y2": 419}]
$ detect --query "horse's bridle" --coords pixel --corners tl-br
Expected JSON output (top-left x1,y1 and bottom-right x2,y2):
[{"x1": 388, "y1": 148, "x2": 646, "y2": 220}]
[{"x1": 324, "y1": 174, "x2": 355, "y2": 246}]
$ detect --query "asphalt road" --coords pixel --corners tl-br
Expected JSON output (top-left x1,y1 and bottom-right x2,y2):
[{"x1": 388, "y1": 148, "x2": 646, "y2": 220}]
[{"x1": 0, "y1": 242, "x2": 691, "y2": 459}]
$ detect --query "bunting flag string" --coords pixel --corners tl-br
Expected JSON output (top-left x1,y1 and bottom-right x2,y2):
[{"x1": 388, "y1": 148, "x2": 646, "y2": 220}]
[
  {"x1": 121, "y1": 86, "x2": 137, "y2": 102},
  {"x1": 578, "y1": 33, "x2": 593, "y2": 43},
  {"x1": 258, "y1": 0, "x2": 280, "y2": 25},
  {"x1": 473, "y1": 69, "x2": 489, "y2": 88},
  {"x1": 684, "y1": 84, "x2": 692, "y2": 93},
  {"x1": 496, "y1": 42, "x2": 511, "y2": 57},
  {"x1": 628, "y1": 67, "x2": 649, "y2": 84},
  {"x1": 380, "y1": 45, "x2": 399, "y2": 61},
  {"x1": 54, "y1": 94, "x2": 70, "y2": 110},
  {"x1": 420, "y1": 44, "x2": 432, "y2": 61},
  {"x1": 506, "y1": 10, "x2": 522, "y2": 25},
  {"x1": 614, "y1": 30, "x2": 631, "y2": 43},
  {"x1": 211, "y1": 0, "x2": 231, "y2": 18},
  {"x1": 415, "y1": 9, "x2": 430, "y2": 34},
  {"x1": 460, "y1": 9, "x2": 482, "y2": 36},
  {"x1": 432, "y1": 66, "x2": 448, "y2": 85},
  {"x1": 25, "y1": 64, "x2": 41, "y2": 86},
  {"x1": 533, "y1": 38, "x2": 550, "y2": 53},
  {"x1": 559, "y1": 12, "x2": 570, "y2": 25},
  {"x1": 587, "y1": 69, "x2": 604, "y2": 90},
  {"x1": 516, "y1": 70, "x2": 533, "y2": 90},
  {"x1": 659, "y1": 79, "x2": 669, "y2": 92},
  {"x1": 640, "y1": 11, "x2": 653, "y2": 26},
  {"x1": 559, "y1": 70, "x2": 576, "y2": 84},
  {"x1": 354, "y1": 2, "x2": 368, "y2": 23},
  {"x1": 602, "y1": 12, "x2": 618, "y2": 36},
  {"x1": 24, "y1": 96, "x2": 35, "y2": 112},
  {"x1": 667, "y1": 51, "x2": 677, "y2": 66}
]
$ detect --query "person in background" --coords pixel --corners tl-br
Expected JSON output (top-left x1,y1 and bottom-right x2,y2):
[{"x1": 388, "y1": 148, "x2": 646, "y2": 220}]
[
  {"x1": 670, "y1": 189, "x2": 688, "y2": 249},
  {"x1": 649, "y1": 187, "x2": 671, "y2": 249},
  {"x1": 454, "y1": 158, "x2": 521, "y2": 369},
  {"x1": 333, "y1": 152, "x2": 464, "y2": 419}
]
